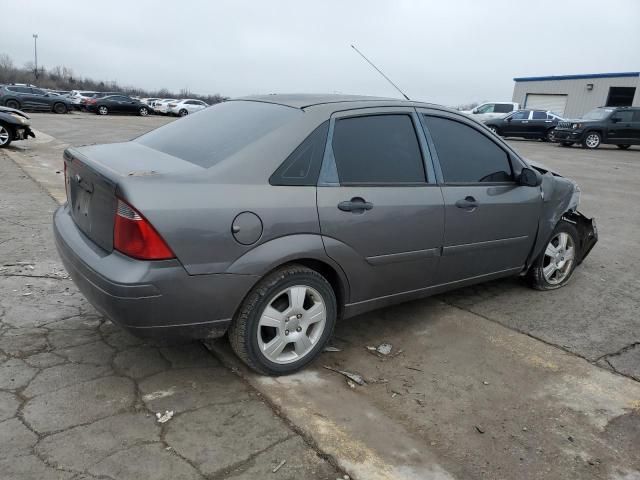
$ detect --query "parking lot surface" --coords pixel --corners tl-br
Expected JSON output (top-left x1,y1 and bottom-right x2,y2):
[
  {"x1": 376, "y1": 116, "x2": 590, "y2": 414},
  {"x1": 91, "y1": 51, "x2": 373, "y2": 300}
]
[{"x1": 1, "y1": 112, "x2": 639, "y2": 479}]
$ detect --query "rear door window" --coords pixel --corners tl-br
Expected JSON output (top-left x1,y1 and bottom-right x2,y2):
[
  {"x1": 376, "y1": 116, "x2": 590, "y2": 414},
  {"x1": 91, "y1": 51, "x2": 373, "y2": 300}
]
[
  {"x1": 331, "y1": 114, "x2": 425, "y2": 184},
  {"x1": 136, "y1": 100, "x2": 300, "y2": 168},
  {"x1": 494, "y1": 104, "x2": 514, "y2": 113},
  {"x1": 612, "y1": 111, "x2": 634, "y2": 122},
  {"x1": 532, "y1": 111, "x2": 547, "y2": 120},
  {"x1": 423, "y1": 115, "x2": 513, "y2": 183}
]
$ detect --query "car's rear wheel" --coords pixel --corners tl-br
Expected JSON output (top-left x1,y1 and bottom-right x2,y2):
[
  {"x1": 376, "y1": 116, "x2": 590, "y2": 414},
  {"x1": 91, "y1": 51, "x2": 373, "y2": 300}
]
[
  {"x1": 139, "y1": 107, "x2": 149, "y2": 116},
  {"x1": 544, "y1": 128, "x2": 556, "y2": 142},
  {"x1": 228, "y1": 264, "x2": 337, "y2": 375},
  {"x1": 528, "y1": 221, "x2": 579, "y2": 291},
  {"x1": 582, "y1": 132, "x2": 601, "y2": 149},
  {"x1": 617, "y1": 144, "x2": 631, "y2": 150},
  {"x1": 97, "y1": 106, "x2": 108, "y2": 115},
  {"x1": 179, "y1": 109, "x2": 188, "y2": 117},
  {"x1": 0, "y1": 124, "x2": 13, "y2": 148},
  {"x1": 560, "y1": 142, "x2": 574, "y2": 147},
  {"x1": 5, "y1": 100, "x2": 20, "y2": 110},
  {"x1": 53, "y1": 102, "x2": 67, "y2": 114}
]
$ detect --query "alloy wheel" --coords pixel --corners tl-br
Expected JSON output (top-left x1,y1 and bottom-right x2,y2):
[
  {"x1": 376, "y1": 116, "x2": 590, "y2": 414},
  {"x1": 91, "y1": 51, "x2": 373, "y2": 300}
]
[
  {"x1": 0, "y1": 126, "x2": 10, "y2": 146},
  {"x1": 256, "y1": 285, "x2": 327, "y2": 364},
  {"x1": 585, "y1": 133, "x2": 600, "y2": 148},
  {"x1": 98, "y1": 106, "x2": 108, "y2": 115},
  {"x1": 139, "y1": 107, "x2": 148, "y2": 116},
  {"x1": 542, "y1": 232, "x2": 576, "y2": 285},
  {"x1": 546, "y1": 129, "x2": 556, "y2": 142}
]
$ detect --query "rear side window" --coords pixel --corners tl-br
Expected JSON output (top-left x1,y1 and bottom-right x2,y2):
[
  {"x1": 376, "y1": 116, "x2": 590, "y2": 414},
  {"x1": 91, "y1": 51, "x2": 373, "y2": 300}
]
[
  {"x1": 136, "y1": 101, "x2": 300, "y2": 168},
  {"x1": 494, "y1": 104, "x2": 514, "y2": 113},
  {"x1": 331, "y1": 115, "x2": 425, "y2": 184},
  {"x1": 612, "y1": 111, "x2": 633, "y2": 122},
  {"x1": 270, "y1": 121, "x2": 329, "y2": 186},
  {"x1": 423, "y1": 116, "x2": 513, "y2": 183},
  {"x1": 532, "y1": 111, "x2": 547, "y2": 120}
]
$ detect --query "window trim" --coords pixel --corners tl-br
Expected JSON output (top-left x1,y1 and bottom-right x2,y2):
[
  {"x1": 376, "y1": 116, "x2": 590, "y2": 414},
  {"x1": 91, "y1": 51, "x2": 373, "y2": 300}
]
[
  {"x1": 317, "y1": 107, "x2": 437, "y2": 187},
  {"x1": 418, "y1": 111, "x2": 522, "y2": 186}
]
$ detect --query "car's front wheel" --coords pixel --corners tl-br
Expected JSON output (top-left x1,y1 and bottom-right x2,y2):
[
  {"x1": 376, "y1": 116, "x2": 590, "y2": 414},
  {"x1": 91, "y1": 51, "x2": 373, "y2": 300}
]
[
  {"x1": 528, "y1": 221, "x2": 579, "y2": 290},
  {"x1": 582, "y1": 132, "x2": 601, "y2": 149},
  {"x1": 0, "y1": 123, "x2": 13, "y2": 148},
  {"x1": 228, "y1": 264, "x2": 336, "y2": 375},
  {"x1": 617, "y1": 144, "x2": 631, "y2": 150}
]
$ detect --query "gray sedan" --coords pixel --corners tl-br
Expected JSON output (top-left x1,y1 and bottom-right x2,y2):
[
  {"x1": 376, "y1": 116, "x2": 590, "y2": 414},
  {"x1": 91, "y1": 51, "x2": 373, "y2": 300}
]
[{"x1": 53, "y1": 95, "x2": 597, "y2": 374}]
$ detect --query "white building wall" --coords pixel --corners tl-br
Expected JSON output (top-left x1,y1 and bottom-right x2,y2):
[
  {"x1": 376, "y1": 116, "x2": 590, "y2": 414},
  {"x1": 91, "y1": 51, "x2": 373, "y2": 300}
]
[{"x1": 512, "y1": 75, "x2": 640, "y2": 118}]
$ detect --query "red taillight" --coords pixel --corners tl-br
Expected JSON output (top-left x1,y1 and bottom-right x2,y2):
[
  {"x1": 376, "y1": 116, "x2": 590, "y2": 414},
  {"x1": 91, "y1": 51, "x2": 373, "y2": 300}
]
[{"x1": 113, "y1": 199, "x2": 175, "y2": 260}]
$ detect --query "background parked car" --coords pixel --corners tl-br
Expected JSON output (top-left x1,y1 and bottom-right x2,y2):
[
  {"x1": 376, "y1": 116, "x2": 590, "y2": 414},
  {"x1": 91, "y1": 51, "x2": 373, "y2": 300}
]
[
  {"x1": 554, "y1": 106, "x2": 640, "y2": 150},
  {"x1": 0, "y1": 106, "x2": 35, "y2": 148},
  {"x1": 152, "y1": 99, "x2": 178, "y2": 115},
  {"x1": 69, "y1": 91, "x2": 98, "y2": 110},
  {"x1": 168, "y1": 99, "x2": 209, "y2": 116},
  {"x1": 0, "y1": 85, "x2": 72, "y2": 113},
  {"x1": 484, "y1": 109, "x2": 563, "y2": 141},
  {"x1": 461, "y1": 102, "x2": 520, "y2": 122},
  {"x1": 86, "y1": 95, "x2": 150, "y2": 116}
]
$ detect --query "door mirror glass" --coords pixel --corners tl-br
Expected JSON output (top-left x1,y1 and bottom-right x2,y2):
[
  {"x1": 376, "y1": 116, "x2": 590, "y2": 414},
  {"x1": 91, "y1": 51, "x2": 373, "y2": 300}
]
[{"x1": 518, "y1": 167, "x2": 542, "y2": 187}]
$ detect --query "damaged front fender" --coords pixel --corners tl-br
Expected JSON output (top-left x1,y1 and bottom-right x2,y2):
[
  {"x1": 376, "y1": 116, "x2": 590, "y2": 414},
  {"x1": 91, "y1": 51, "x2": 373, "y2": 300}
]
[{"x1": 526, "y1": 164, "x2": 597, "y2": 269}]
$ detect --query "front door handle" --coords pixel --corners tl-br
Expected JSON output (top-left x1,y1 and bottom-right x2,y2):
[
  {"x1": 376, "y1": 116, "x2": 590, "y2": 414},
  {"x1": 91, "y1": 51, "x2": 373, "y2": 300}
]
[
  {"x1": 338, "y1": 197, "x2": 374, "y2": 213},
  {"x1": 455, "y1": 196, "x2": 478, "y2": 211}
]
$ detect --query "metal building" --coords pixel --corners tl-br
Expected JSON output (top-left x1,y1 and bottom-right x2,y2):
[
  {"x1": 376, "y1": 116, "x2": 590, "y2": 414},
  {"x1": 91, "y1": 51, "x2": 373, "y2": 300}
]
[{"x1": 512, "y1": 72, "x2": 640, "y2": 118}]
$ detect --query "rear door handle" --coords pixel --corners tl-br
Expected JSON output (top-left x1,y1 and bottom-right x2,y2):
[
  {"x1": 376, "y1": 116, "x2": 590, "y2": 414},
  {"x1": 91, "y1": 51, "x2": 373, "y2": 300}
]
[
  {"x1": 338, "y1": 197, "x2": 374, "y2": 213},
  {"x1": 455, "y1": 196, "x2": 478, "y2": 211}
]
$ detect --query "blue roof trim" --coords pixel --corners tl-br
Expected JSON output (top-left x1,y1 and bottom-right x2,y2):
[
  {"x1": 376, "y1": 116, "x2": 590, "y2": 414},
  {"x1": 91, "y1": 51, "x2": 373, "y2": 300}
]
[{"x1": 514, "y1": 72, "x2": 640, "y2": 82}]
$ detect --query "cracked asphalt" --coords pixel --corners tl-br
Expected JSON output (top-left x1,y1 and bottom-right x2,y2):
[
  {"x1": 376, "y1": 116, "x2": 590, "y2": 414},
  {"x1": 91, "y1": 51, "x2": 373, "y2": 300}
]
[{"x1": 0, "y1": 154, "x2": 343, "y2": 479}]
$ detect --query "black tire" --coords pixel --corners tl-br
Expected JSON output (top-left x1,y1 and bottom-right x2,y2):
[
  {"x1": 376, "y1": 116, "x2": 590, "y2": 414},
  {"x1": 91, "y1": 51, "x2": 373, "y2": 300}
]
[
  {"x1": 0, "y1": 123, "x2": 13, "y2": 148},
  {"x1": 560, "y1": 142, "x2": 574, "y2": 147},
  {"x1": 544, "y1": 128, "x2": 556, "y2": 142},
  {"x1": 53, "y1": 102, "x2": 67, "y2": 114},
  {"x1": 228, "y1": 264, "x2": 337, "y2": 375},
  {"x1": 139, "y1": 107, "x2": 149, "y2": 116},
  {"x1": 5, "y1": 99, "x2": 20, "y2": 110},
  {"x1": 617, "y1": 144, "x2": 631, "y2": 150},
  {"x1": 582, "y1": 131, "x2": 601, "y2": 149},
  {"x1": 528, "y1": 220, "x2": 580, "y2": 291},
  {"x1": 179, "y1": 109, "x2": 188, "y2": 117},
  {"x1": 97, "y1": 105, "x2": 108, "y2": 116}
]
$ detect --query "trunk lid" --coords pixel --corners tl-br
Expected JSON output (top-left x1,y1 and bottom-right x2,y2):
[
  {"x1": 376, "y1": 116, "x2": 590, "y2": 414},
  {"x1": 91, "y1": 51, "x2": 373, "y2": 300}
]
[{"x1": 64, "y1": 142, "x2": 203, "y2": 253}]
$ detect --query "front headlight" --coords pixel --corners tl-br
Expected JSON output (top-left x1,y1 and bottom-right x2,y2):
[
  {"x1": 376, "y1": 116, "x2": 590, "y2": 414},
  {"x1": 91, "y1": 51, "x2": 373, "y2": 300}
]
[
  {"x1": 10, "y1": 114, "x2": 26, "y2": 124},
  {"x1": 571, "y1": 123, "x2": 582, "y2": 129}
]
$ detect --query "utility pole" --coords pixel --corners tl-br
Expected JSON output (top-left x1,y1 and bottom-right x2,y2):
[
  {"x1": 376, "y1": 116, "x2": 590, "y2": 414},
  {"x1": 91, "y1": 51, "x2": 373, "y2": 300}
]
[{"x1": 33, "y1": 34, "x2": 38, "y2": 80}]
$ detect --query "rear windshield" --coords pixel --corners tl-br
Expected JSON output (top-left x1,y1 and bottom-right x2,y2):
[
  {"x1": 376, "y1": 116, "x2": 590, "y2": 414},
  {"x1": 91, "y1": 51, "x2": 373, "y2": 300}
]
[{"x1": 136, "y1": 101, "x2": 300, "y2": 167}]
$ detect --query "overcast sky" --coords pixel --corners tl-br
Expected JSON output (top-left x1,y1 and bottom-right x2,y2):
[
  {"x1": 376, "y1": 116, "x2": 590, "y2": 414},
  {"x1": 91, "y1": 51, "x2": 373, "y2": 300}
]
[{"x1": 3, "y1": 0, "x2": 639, "y2": 105}]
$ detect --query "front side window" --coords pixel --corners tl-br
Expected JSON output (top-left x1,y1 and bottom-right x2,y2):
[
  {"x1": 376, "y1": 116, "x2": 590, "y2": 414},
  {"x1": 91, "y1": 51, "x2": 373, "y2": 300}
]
[
  {"x1": 331, "y1": 114, "x2": 425, "y2": 184},
  {"x1": 611, "y1": 111, "x2": 633, "y2": 122},
  {"x1": 476, "y1": 104, "x2": 495, "y2": 114},
  {"x1": 494, "y1": 104, "x2": 514, "y2": 113},
  {"x1": 532, "y1": 111, "x2": 547, "y2": 120},
  {"x1": 511, "y1": 111, "x2": 530, "y2": 120},
  {"x1": 423, "y1": 115, "x2": 513, "y2": 183}
]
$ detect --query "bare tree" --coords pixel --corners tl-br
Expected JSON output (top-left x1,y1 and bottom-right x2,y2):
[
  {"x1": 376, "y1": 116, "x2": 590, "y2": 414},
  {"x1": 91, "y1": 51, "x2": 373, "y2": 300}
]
[{"x1": 0, "y1": 53, "x2": 14, "y2": 70}]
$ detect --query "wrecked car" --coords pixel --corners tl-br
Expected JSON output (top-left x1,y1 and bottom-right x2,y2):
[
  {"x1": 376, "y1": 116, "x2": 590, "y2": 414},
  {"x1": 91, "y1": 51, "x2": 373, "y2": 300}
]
[
  {"x1": 53, "y1": 95, "x2": 597, "y2": 375},
  {"x1": 0, "y1": 106, "x2": 35, "y2": 148}
]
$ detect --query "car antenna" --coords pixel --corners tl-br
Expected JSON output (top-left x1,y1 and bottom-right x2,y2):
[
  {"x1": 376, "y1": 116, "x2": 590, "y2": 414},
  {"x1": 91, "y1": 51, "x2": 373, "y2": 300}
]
[{"x1": 350, "y1": 44, "x2": 411, "y2": 101}]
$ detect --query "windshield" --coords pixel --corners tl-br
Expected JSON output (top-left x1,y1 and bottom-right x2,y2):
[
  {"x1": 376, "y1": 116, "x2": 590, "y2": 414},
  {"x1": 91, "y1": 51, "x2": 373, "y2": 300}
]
[
  {"x1": 136, "y1": 100, "x2": 300, "y2": 168},
  {"x1": 583, "y1": 108, "x2": 614, "y2": 120}
]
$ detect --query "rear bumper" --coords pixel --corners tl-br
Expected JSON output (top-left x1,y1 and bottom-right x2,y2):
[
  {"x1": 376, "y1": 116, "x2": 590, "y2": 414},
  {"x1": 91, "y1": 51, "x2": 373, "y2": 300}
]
[
  {"x1": 554, "y1": 129, "x2": 584, "y2": 143},
  {"x1": 53, "y1": 205, "x2": 258, "y2": 339}
]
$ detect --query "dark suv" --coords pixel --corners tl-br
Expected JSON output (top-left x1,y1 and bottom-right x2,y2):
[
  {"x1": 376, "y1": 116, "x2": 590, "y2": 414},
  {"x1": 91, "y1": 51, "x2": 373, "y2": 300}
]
[
  {"x1": 0, "y1": 85, "x2": 72, "y2": 114},
  {"x1": 554, "y1": 107, "x2": 640, "y2": 150}
]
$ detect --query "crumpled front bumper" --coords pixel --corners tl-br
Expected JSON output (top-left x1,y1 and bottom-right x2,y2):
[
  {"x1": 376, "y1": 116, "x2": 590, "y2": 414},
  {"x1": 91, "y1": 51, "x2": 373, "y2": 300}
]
[{"x1": 564, "y1": 210, "x2": 598, "y2": 264}]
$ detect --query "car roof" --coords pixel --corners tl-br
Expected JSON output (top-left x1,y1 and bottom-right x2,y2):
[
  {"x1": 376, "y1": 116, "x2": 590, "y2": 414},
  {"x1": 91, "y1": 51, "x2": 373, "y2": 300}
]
[{"x1": 234, "y1": 93, "x2": 456, "y2": 114}]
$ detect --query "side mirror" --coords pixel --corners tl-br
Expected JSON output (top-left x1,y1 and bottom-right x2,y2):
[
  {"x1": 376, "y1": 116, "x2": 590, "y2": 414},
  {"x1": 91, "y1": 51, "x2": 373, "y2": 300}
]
[
  {"x1": 518, "y1": 167, "x2": 542, "y2": 187},
  {"x1": 506, "y1": 117, "x2": 512, "y2": 122},
  {"x1": 471, "y1": 108, "x2": 478, "y2": 114}
]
